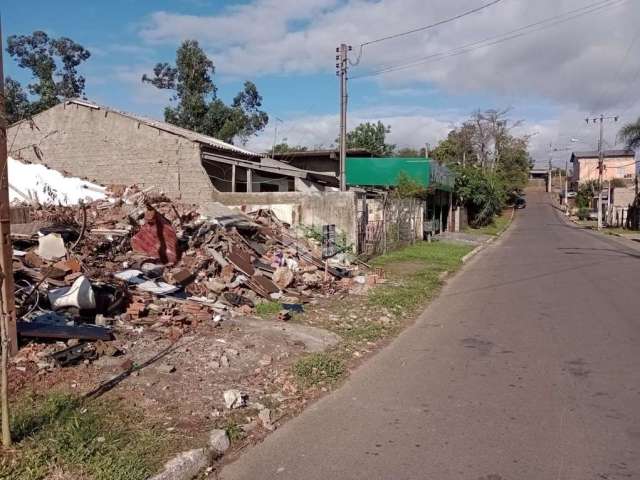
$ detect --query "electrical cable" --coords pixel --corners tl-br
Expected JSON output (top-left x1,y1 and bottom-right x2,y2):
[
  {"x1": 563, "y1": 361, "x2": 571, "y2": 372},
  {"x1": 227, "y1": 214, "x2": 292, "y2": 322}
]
[
  {"x1": 351, "y1": 0, "x2": 627, "y2": 79},
  {"x1": 350, "y1": 0, "x2": 505, "y2": 66}
]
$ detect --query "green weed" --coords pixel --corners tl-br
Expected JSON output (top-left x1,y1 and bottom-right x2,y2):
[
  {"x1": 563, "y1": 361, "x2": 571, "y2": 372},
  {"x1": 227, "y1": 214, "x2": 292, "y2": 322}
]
[
  {"x1": 339, "y1": 322, "x2": 390, "y2": 342},
  {"x1": 224, "y1": 421, "x2": 245, "y2": 443},
  {"x1": 293, "y1": 353, "x2": 346, "y2": 387},
  {"x1": 255, "y1": 301, "x2": 282, "y2": 317}
]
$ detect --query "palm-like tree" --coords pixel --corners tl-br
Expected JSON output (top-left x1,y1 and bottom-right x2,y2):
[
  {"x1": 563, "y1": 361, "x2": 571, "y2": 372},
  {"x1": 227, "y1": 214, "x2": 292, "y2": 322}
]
[{"x1": 619, "y1": 117, "x2": 640, "y2": 149}]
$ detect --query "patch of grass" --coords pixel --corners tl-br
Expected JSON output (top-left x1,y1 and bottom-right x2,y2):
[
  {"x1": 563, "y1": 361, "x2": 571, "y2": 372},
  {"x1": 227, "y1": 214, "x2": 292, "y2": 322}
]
[
  {"x1": 224, "y1": 420, "x2": 245, "y2": 443},
  {"x1": 255, "y1": 301, "x2": 282, "y2": 318},
  {"x1": 339, "y1": 322, "x2": 390, "y2": 343},
  {"x1": 603, "y1": 227, "x2": 630, "y2": 236},
  {"x1": 293, "y1": 352, "x2": 346, "y2": 387},
  {"x1": 464, "y1": 209, "x2": 512, "y2": 236},
  {"x1": 0, "y1": 392, "x2": 169, "y2": 480},
  {"x1": 369, "y1": 241, "x2": 473, "y2": 315}
]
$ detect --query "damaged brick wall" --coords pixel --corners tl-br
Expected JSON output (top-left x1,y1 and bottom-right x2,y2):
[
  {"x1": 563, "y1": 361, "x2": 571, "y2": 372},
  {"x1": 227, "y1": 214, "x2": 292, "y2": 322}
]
[
  {"x1": 8, "y1": 102, "x2": 216, "y2": 205},
  {"x1": 212, "y1": 191, "x2": 359, "y2": 250}
]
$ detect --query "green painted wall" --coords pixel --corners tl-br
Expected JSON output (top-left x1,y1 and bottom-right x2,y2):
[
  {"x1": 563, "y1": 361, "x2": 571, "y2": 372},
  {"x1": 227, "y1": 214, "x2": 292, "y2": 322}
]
[
  {"x1": 346, "y1": 157, "x2": 454, "y2": 191},
  {"x1": 346, "y1": 157, "x2": 431, "y2": 187}
]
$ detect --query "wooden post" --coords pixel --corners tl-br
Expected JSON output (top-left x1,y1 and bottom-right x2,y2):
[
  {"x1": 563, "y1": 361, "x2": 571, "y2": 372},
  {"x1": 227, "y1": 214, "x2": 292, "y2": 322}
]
[
  {"x1": 0, "y1": 21, "x2": 16, "y2": 354},
  {"x1": 0, "y1": 20, "x2": 15, "y2": 446}
]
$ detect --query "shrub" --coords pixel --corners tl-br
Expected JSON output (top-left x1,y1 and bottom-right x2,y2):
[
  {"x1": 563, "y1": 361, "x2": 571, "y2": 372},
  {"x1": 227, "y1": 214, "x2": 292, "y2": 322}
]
[{"x1": 577, "y1": 207, "x2": 591, "y2": 220}]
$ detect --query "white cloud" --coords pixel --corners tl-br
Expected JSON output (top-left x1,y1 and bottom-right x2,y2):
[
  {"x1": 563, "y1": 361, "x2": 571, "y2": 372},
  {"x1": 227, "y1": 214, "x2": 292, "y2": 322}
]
[
  {"x1": 246, "y1": 106, "x2": 461, "y2": 154},
  {"x1": 138, "y1": 0, "x2": 640, "y2": 113}
]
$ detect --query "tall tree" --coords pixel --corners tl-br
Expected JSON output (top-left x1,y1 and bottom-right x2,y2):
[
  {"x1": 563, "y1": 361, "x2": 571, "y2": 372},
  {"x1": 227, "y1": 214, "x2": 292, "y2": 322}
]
[
  {"x1": 143, "y1": 40, "x2": 268, "y2": 144},
  {"x1": 6, "y1": 31, "x2": 90, "y2": 118},
  {"x1": 431, "y1": 122, "x2": 475, "y2": 165},
  {"x1": 619, "y1": 117, "x2": 640, "y2": 150},
  {"x1": 345, "y1": 121, "x2": 395, "y2": 155},
  {"x1": 272, "y1": 140, "x2": 308, "y2": 154},
  {"x1": 434, "y1": 108, "x2": 531, "y2": 224},
  {"x1": 3, "y1": 78, "x2": 30, "y2": 125}
]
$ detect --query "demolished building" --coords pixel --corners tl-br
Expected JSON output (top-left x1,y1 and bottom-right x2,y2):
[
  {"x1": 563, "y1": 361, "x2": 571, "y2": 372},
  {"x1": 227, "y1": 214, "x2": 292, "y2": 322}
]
[{"x1": 8, "y1": 100, "x2": 338, "y2": 212}]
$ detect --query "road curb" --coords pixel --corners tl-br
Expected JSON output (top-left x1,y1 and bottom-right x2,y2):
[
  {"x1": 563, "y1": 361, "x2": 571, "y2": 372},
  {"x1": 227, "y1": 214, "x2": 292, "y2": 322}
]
[{"x1": 461, "y1": 244, "x2": 484, "y2": 263}]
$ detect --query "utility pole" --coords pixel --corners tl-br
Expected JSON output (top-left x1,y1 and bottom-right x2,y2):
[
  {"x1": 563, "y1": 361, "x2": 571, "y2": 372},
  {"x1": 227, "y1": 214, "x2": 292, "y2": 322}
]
[
  {"x1": 270, "y1": 117, "x2": 283, "y2": 159},
  {"x1": 586, "y1": 115, "x2": 618, "y2": 230},
  {"x1": 0, "y1": 19, "x2": 15, "y2": 447},
  {"x1": 336, "y1": 43, "x2": 351, "y2": 191},
  {"x1": 564, "y1": 156, "x2": 569, "y2": 215},
  {"x1": 547, "y1": 143, "x2": 552, "y2": 193}
]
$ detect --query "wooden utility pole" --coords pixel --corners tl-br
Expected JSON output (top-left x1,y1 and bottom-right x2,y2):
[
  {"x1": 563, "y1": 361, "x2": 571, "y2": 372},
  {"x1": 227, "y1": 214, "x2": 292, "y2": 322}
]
[{"x1": 0, "y1": 18, "x2": 16, "y2": 447}]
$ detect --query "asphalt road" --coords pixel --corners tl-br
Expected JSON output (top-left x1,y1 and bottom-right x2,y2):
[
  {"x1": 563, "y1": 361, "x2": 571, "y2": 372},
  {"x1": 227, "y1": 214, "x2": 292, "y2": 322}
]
[{"x1": 221, "y1": 191, "x2": 640, "y2": 480}]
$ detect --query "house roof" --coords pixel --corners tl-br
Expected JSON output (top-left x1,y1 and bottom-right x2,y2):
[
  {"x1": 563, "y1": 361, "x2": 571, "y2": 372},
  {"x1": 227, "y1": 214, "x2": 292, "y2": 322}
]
[
  {"x1": 65, "y1": 99, "x2": 260, "y2": 158},
  {"x1": 570, "y1": 149, "x2": 635, "y2": 162}
]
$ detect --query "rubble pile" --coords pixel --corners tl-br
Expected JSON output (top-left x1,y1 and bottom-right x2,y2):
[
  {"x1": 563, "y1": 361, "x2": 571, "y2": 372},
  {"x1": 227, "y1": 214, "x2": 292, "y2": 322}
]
[{"x1": 10, "y1": 186, "x2": 368, "y2": 361}]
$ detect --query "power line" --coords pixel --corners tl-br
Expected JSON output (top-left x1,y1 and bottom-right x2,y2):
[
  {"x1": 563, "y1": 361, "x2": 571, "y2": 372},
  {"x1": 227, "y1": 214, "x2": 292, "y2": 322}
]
[
  {"x1": 353, "y1": 0, "x2": 625, "y2": 78},
  {"x1": 351, "y1": 0, "x2": 627, "y2": 79},
  {"x1": 350, "y1": 0, "x2": 506, "y2": 65}
]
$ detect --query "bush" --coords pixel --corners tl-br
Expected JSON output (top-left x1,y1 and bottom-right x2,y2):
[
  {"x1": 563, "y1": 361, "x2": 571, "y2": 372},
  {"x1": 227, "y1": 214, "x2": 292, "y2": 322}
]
[
  {"x1": 577, "y1": 207, "x2": 591, "y2": 220},
  {"x1": 576, "y1": 180, "x2": 599, "y2": 209},
  {"x1": 452, "y1": 165, "x2": 507, "y2": 227}
]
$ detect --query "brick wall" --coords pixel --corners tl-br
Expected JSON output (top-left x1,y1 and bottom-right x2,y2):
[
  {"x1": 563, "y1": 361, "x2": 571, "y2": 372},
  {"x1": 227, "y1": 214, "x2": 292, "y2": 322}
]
[{"x1": 8, "y1": 102, "x2": 215, "y2": 205}]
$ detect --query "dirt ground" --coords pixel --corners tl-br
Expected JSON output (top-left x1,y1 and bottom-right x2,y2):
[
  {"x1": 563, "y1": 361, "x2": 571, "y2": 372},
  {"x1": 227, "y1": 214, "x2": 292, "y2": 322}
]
[{"x1": 5, "y1": 239, "x2": 475, "y2": 479}]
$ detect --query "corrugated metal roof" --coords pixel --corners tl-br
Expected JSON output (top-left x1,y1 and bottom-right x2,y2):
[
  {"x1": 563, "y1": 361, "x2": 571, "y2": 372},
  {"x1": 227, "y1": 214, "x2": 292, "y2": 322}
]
[{"x1": 66, "y1": 99, "x2": 260, "y2": 157}]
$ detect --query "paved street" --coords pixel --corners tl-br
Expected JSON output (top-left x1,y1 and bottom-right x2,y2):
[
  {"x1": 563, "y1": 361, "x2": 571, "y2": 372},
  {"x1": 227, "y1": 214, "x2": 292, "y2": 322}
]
[{"x1": 221, "y1": 191, "x2": 640, "y2": 480}]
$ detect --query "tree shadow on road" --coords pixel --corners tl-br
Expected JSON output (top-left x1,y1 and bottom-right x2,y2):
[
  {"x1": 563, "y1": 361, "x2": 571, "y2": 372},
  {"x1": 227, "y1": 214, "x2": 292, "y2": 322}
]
[
  {"x1": 558, "y1": 247, "x2": 640, "y2": 260},
  {"x1": 442, "y1": 258, "x2": 614, "y2": 298}
]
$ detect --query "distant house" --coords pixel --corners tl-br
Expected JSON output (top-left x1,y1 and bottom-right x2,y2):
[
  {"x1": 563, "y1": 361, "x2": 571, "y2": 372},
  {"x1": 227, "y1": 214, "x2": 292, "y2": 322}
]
[
  {"x1": 570, "y1": 149, "x2": 636, "y2": 184},
  {"x1": 8, "y1": 100, "x2": 337, "y2": 208}
]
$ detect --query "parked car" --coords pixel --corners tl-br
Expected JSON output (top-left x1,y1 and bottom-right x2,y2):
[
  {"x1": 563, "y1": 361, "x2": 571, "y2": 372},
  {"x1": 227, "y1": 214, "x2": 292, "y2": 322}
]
[{"x1": 514, "y1": 196, "x2": 526, "y2": 209}]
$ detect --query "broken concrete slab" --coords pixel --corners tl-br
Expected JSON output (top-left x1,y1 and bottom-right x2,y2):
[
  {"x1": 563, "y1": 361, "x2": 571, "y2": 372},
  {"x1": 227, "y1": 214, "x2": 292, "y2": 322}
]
[
  {"x1": 226, "y1": 317, "x2": 340, "y2": 353},
  {"x1": 272, "y1": 266, "x2": 294, "y2": 289},
  {"x1": 223, "y1": 389, "x2": 247, "y2": 409},
  {"x1": 147, "y1": 448, "x2": 209, "y2": 480},
  {"x1": 209, "y1": 429, "x2": 230, "y2": 455}
]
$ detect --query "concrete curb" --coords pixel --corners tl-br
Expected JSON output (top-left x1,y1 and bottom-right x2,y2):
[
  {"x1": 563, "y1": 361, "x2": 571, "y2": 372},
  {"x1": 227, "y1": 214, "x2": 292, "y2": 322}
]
[{"x1": 461, "y1": 244, "x2": 484, "y2": 263}]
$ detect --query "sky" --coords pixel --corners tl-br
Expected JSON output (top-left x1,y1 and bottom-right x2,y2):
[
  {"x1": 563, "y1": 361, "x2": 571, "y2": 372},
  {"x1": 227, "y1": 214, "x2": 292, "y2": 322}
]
[{"x1": 3, "y1": 0, "x2": 640, "y2": 167}]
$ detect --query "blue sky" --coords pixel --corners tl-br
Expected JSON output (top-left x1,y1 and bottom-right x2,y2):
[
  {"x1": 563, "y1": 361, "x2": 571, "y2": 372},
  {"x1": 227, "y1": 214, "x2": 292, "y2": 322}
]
[{"x1": 3, "y1": 0, "x2": 639, "y2": 164}]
